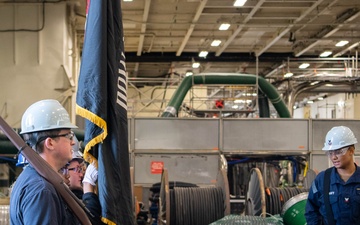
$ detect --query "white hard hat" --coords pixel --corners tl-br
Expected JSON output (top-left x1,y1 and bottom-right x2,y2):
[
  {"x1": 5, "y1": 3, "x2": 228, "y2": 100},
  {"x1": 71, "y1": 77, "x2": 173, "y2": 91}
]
[
  {"x1": 322, "y1": 126, "x2": 357, "y2": 151},
  {"x1": 20, "y1": 99, "x2": 78, "y2": 134},
  {"x1": 71, "y1": 135, "x2": 84, "y2": 163}
]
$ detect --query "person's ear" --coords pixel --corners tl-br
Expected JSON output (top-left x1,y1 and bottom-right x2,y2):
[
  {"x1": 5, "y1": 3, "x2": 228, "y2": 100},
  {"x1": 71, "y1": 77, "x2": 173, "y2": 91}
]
[
  {"x1": 44, "y1": 137, "x2": 55, "y2": 150},
  {"x1": 349, "y1": 146, "x2": 355, "y2": 155}
]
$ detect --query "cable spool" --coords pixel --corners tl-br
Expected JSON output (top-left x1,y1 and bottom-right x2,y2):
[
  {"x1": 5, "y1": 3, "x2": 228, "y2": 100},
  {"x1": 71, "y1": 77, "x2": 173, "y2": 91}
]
[
  {"x1": 158, "y1": 168, "x2": 230, "y2": 225},
  {"x1": 216, "y1": 168, "x2": 231, "y2": 216},
  {"x1": 245, "y1": 168, "x2": 309, "y2": 217},
  {"x1": 158, "y1": 168, "x2": 170, "y2": 225},
  {"x1": 281, "y1": 192, "x2": 308, "y2": 225},
  {"x1": 245, "y1": 168, "x2": 266, "y2": 217}
]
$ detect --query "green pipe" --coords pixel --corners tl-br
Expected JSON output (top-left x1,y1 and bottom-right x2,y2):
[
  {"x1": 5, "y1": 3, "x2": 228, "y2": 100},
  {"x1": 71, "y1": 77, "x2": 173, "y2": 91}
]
[
  {"x1": 161, "y1": 73, "x2": 291, "y2": 118},
  {"x1": 258, "y1": 89, "x2": 270, "y2": 118},
  {"x1": 0, "y1": 141, "x2": 18, "y2": 155},
  {"x1": 0, "y1": 128, "x2": 20, "y2": 140}
]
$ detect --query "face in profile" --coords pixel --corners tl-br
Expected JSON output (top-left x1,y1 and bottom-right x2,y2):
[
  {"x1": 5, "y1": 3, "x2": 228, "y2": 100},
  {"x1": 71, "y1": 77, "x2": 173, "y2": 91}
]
[
  {"x1": 68, "y1": 160, "x2": 85, "y2": 191},
  {"x1": 59, "y1": 167, "x2": 70, "y2": 186}
]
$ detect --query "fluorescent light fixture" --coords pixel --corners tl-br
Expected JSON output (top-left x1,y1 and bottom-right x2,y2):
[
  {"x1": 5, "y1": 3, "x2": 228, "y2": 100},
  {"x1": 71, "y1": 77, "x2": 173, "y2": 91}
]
[
  {"x1": 310, "y1": 81, "x2": 320, "y2": 85},
  {"x1": 123, "y1": 0, "x2": 133, "y2": 2},
  {"x1": 192, "y1": 62, "x2": 200, "y2": 68},
  {"x1": 307, "y1": 100, "x2": 314, "y2": 104},
  {"x1": 284, "y1": 72, "x2": 293, "y2": 78},
  {"x1": 199, "y1": 51, "x2": 208, "y2": 57},
  {"x1": 338, "y1": 100, "x2": 345, "y2": 108},
  {"x1": 299, "y1": 63, "x2": 310, "y2": 69},
  {"x1": 211, "y1": 40, "x2": 222, "y2": 47},
  {"x1": 219, "y1": 23, "x2": 230, "y2": 31},
  {"x1": 335, "y1": 40, "x2": 349, "y2": 47},
  {"x1": 320, "y1": 51, "x2": 332, "y2": 57},
  {"x1": 185, "y1": 72, "x2": 193, "y2": 76},
  {"x1": 317, "y1": 97, "x2": 324, "y2": 100},
  {"x1": 234, "y1": 0, "x2": 247, "y2": 6},
  {"x1": 234, "y1": 100, "x2": 245, "y2": 103},
  {"x1": 325, "y1": 84, "x2": 333, "y2": 87}
]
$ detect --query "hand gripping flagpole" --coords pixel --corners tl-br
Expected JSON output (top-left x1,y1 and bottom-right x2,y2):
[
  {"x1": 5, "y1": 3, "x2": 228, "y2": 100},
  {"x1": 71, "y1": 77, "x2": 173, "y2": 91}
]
[{"x1": 0, "y1": 116, "x2": 92, "y2": 225}]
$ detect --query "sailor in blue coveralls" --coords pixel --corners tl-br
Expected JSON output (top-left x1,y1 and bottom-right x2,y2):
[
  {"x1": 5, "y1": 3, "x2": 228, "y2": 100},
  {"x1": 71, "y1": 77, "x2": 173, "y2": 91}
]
[
  {"x1": 305, "y1": 126, "x2": 360, "y2": 225},
  {"x1": 10, "y1": 99, "x2": 81, "y2": 225}
]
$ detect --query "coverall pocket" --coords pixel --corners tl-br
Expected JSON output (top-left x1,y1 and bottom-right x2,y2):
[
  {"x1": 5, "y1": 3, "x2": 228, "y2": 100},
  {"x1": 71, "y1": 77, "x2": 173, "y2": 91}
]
[
  {"x1": 329, "y1": 195, "x2": 339, "y2": 221},
  {"x1": 352, "y1": 196, "x2": 360, "y2": 218}
]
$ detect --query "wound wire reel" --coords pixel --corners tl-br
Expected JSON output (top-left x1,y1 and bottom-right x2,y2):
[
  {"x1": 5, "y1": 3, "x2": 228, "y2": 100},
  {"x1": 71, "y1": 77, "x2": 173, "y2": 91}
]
[{"x1": 158, "y1": 168, "x2": 230, "y2": 225}]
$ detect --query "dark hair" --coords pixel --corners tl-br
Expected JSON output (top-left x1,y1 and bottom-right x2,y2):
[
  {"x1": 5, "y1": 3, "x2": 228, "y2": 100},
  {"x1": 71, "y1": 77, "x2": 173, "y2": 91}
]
[{"x1": 22, "y1": 129, "x2": 61, "y2": 153}]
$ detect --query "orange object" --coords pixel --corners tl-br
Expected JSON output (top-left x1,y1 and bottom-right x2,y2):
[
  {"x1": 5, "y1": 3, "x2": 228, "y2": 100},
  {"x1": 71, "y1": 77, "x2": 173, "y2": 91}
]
[{"x1": 266, "y1": 188, "x2": 271, "y2": 195}]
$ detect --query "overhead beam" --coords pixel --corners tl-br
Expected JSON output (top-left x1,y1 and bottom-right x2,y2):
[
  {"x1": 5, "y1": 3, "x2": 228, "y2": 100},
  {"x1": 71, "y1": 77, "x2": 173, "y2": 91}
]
[
  {"x1": 176, "y1": 0, "x2": 208, "y2": 56},
  {"x1": 255, "y1": 0, "x2": 326, "y2": 56},
  {"x1": 216, "y1": 0, "x2": 266, "y2": 57},
  {"x1": 126, "y1": 52, "x2": 294, "y2": 63},
  {"x1": 137, "y1": 0, "x2": 151, "y2": 56},
  {"x1": 295, "y1": 8, "x2": 360, "y2": 57}
]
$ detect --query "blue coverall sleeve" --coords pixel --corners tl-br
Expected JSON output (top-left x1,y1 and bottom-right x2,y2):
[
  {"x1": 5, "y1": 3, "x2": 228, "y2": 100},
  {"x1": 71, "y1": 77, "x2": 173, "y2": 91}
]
[
  {"x1": 83, "y1": 192, "x2": 105, "y2": 225},
  {"x1": 305, "y1": 177, "x2": 324, "y2": 225},
  {"x1": 21, "y1": 189, "x2": 62, "y2": 224}
]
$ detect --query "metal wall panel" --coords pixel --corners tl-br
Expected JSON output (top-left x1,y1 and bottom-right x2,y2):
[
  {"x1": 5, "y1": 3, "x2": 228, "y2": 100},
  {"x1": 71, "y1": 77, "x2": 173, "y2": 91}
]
[
  {"x1": 311, "y1": 119, "x2": 360, "y2": 150},
  {"x1": 222, "y1": 119, "x2": 309, "y2": 152},
  {"x1": 133, "y1": 153, "x2": 220, "y2": 185},
  {"x1": 134, "y1": 118, "x2": 219, "y2": 150},
  {"x1": 310, "y1": 151, "x2": 331, "y2": 173},
  {"x1": 130, "y1": 118, "x2": 360, "y2": 185}
]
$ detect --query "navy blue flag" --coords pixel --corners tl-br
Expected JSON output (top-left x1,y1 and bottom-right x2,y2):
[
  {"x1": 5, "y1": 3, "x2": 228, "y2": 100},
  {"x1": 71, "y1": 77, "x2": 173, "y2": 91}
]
[{"x1": 76, "y1": 0, "x2": 134, "y2": 224}]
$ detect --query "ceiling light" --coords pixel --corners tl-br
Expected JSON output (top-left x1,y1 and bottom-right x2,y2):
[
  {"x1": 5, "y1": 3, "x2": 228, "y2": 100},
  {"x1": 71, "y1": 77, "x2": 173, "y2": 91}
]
[
  {"x1": 234, "y1": 100, "x2": 245, "y2": 103},
  {"x1": 219, "y1": 23, "x2": 230, "y2": 31},
  {"x1": 307, "y1": 100, "x2": 314, "y2": 104},
  {"x1": 319, "y1": 51, "x2": 332, "y2": 57},
  {"x1": 233, "y1": 0, "x2": 247, "y2": 6},
  {"x1": 310, "y1": 81, "x2": 320, "y2": 85},
  {"x1": 211, "y1": 40, "x2": 222, "y2": 47},
  {"x1": 335, "y1": 40, "x2": 349, "y2": 47},
  {"x1": 185, "y1": 71, "x2": 193, "y2": 76},
  {"x1": 325, "y1": 84, "x2": 333, "y2": 87},
  {"x1": 192, "y1": 62, "x2": 200, "y2": 68},
  {"x1": 338, "y1": 100, "x2": 345, "y2": 108},
  {"x1": 199, "y1": 51, "x2": 208, "y2": 57},
  {"x1": 299, "y1": 63, "x2": 310, "y2": 69},
  {"x1": 317, "y1": 97, "x2": 324, "y2": 100},
  {"x1": 123, "y1": 0, "x2": 133, "y2": 2}
]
